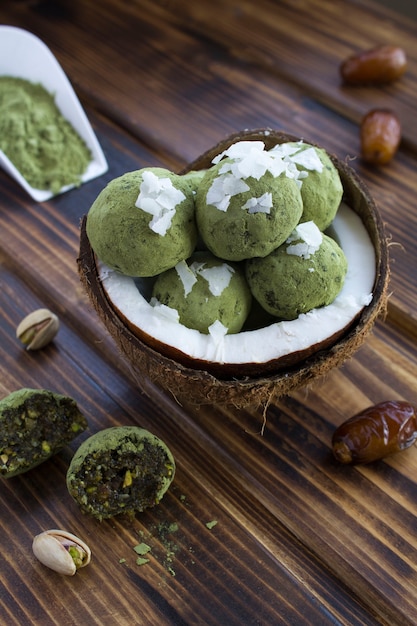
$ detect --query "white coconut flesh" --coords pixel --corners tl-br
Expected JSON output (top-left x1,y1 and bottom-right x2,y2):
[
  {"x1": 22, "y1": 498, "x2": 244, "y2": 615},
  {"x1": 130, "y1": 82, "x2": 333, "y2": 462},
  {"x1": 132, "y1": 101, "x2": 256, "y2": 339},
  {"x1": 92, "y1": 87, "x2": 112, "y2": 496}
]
[{"x1": 98, "y1": 201, "x2": 375, "y2": 367}]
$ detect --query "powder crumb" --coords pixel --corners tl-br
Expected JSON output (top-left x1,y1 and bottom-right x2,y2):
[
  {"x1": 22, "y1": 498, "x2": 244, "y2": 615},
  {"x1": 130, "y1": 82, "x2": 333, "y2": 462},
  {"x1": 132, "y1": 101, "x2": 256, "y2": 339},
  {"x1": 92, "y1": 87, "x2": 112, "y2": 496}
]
[
  {"x1": 133, "y1": 542, "x2": 152, "y2": 556},
  {"x1": 206, "y1": 520, "x2": 218, "y2": 530},
  {"x1": 119, "y1": 558, "x2": 127, "y2": 564},
  {"x1": 168, "y1": 522, "x2": 179, "y2": 533},
  {"x1": 136, "y1": 557, "x2": 150, "y2": 566}
]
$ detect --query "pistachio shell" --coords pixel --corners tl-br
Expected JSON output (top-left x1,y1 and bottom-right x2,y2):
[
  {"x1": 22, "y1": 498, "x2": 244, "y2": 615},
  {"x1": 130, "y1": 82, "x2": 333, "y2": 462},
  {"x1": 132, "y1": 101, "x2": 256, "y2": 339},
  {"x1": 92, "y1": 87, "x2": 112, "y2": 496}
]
[
  {"x1": 16, "y1": 308, "x2": 59, "y2": 350},
  {"x1": 32, "y1": 529, "x2": 91, "y2": 575}
]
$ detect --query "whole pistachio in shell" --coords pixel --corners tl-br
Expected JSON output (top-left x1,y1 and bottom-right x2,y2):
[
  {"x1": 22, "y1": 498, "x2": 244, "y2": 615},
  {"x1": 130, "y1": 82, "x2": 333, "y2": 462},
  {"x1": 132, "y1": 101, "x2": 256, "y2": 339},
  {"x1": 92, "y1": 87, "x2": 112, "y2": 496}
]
[
  {"x1": 16, "y1": 308, "x2": 59, "y2": 350},
  {"x1": 32, "y1": 529, "x2": 91, "y2": 575}
]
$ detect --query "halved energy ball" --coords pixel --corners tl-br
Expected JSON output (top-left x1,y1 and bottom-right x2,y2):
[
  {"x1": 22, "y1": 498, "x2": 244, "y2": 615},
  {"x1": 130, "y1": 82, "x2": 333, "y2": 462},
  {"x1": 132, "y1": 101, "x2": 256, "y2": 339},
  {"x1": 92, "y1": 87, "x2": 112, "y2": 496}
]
[
  {"x1": 246, "y1": 221, "x2": 348, "y2": 320},
  {"x1": 151, "y1": 251, "x2": 252, "y2": 334},
  {"x1": 0, "y1": 389, "x2": 87, "y2": 478},
  {"x1": 66, "y1": 426, "x2": 175, "y2": 520},
  {"x1": 195, "y1": 141, "x2": 303, "y2": 261},
  {"x1": 86, "y1": 167, "x2": 197, "y2": 277}
]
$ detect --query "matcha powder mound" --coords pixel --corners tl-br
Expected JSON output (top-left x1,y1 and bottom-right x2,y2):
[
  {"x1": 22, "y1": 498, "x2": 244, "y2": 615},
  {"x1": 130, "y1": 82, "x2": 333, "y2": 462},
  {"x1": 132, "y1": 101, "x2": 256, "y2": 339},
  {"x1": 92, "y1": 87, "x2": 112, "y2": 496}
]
[{"x1": 0, "y1": 76, "x2": 92, "y2": 193}]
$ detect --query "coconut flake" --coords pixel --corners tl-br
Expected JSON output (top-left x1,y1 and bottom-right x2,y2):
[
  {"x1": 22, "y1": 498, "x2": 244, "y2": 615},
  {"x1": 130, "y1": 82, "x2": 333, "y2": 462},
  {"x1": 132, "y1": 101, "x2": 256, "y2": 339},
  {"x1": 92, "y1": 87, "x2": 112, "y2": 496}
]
[
  {"x1": 175, "y1": 260, "x2": 198, "y2": 296},
  {"x1": 233, "y1": 148, "x2": 276, "y2": 180},
  {"x1": 135, "y1": 171, "x2": 185, "y2": 235},
  {"x1": 206, "y1": 173, "x2": 250, "y2": 211},
  {"x1": 242, "y1": 192, "x2": 273, "y2": 214},
  {"x1": 206, "y1": 141, "x2": 319, "y2": 213},
  {"x1": 286, "y1": 221, "x2": 323, "y2": 259},
  {"x1": 212, "y1": 141, "x2": 266, "y2": 164},
  {"x1": 289, "y1": 146, "x2": 323, "y2": 172},
  {"x1": 196, "y1": 262, "x2": 235, "y2": 296},
  {"x1": 208, "y1": 320, "x2": 228, "y2": 361},
  {"x1": 149, "y1": 298, "x2": 180, "y2": 323},
  {"x1": 269, "y1": 142, "x2": 323, "y2": 173},
  {"x1": 269, "y1": 141, "x2": 304, "y2": 158},
  {"x1": 175, "y1": 259, "x2": 235, "y2": 297}
]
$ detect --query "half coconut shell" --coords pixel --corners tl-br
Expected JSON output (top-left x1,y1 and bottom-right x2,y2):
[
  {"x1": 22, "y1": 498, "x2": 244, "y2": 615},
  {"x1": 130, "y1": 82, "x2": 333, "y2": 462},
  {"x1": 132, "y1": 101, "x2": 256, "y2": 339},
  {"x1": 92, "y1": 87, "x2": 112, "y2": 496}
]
[{"x1": 78, "y1": 129, "x2": 389, "y2": 408}]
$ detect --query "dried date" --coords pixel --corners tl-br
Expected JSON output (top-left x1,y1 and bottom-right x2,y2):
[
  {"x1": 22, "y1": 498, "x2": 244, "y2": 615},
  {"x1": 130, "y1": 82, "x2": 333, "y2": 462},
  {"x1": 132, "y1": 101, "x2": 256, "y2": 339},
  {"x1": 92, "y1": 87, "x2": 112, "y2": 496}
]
[
  {"x1": 340, "y1": 45, "x2": 407, "y2": 85},
  {"x1": 360, "y1": 109, "x2": 401, "y2": 165},
  {"x1": 332, "y1": 401, "x2": 417, "y2": 464}
]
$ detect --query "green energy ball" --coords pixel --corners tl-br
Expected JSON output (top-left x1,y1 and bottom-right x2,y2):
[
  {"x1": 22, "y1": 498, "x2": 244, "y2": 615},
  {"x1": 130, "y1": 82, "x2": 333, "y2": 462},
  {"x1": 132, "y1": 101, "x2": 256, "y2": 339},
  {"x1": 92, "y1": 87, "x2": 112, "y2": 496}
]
[
  {"x1": 246, "y1": 221, "x2": 348, "y2": 320},
  {"x1": 181, "y1": 169, "x2": 207, "y2": 194},
  {"x1": 86, "y1": 167, "x2": 197, "y2": 277},
  {"x1": 278, "y1": 142, "x2": 343, "y2": 230},
  {"x1": 66, "y1": 426, "x2": 175, "y2": 520},
  {"x1": 195, "y1": 157, "x2": 303, "y2": 261},
  {"x1": 152, "y1": 251, "x2": 252, "y2": 334},
  {"x1": 0, "y1": 389, "x2": 87, "y2": 478}
]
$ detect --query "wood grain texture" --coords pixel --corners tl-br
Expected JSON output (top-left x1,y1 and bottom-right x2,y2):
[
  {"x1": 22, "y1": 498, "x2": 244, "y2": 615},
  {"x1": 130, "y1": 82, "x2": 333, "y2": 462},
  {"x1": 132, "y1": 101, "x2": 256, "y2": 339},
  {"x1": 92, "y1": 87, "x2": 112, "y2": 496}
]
[
  {"x1": 0, "y1": 1, "x2": 417, "y2": 624},
  {"x1": 1, "y1": 0, "x2": 415, "y2": 328}
]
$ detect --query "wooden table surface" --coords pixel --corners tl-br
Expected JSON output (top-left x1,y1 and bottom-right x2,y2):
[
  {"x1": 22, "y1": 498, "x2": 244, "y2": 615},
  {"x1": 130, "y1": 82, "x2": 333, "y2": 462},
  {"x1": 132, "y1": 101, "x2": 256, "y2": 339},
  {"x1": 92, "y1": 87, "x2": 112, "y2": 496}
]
[{"x1": 1, "y1": 1, "x2": 417, "y2": 624}]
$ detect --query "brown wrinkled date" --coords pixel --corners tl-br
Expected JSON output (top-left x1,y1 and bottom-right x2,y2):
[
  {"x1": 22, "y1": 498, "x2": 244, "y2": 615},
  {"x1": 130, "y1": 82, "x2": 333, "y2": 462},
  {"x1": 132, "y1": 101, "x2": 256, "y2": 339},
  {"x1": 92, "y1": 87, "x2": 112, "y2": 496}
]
[
  {"x1": 332, "y1": 401, "x2": 417, "y2": 464},
  {"x1": 340, "y1": 45, "x2": 407, "y2": 85},
  {"x1": 360, "y1": 109, "x2": 401, "y2": 165}
]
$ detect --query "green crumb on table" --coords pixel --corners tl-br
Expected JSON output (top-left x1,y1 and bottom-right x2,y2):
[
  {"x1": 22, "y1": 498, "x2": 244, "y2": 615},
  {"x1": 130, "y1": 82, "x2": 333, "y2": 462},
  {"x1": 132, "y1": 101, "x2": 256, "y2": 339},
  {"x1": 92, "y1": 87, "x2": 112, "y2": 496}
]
[
  {"x1": 133, "y1": 543, "x2": 152, "y2": 556},
  {"x1": 119, "y1": 558, "x2": 126, "y2": 564},
  {"x1": 206, "y1": 520, "x2": 218, "y2": 530},
  {"x1": 0, "y1": 76, "x2": 91, "y2": 193},
  {"x1": 136, "y1": 557, "x2": 150, "y2": 566},
  {"x1": 168, "y1": 522, "x2": 179, "y2": 533},
  {"x1": 135, "y1": 520, "x2": 181, "y2": 577}
]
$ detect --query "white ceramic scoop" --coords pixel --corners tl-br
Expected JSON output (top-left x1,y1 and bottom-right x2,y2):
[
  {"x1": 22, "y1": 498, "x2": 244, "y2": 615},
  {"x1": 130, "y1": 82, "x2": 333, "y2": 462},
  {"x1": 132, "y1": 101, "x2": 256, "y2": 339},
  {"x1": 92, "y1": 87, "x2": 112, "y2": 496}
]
[{"x1": 0, "y1": 25, "x2": 108, "y2": 201}]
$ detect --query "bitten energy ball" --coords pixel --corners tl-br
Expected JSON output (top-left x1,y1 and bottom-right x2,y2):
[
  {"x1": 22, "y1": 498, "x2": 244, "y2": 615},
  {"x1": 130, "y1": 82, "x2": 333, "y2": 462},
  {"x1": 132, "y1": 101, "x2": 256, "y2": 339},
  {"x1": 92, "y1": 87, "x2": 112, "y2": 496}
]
[
  {"x1": 151, "y1": 251, "x2": 252, "y2": 334},
  {"x1": 86, "y1": 167, "x2": 197, "y2": 277},
  {"x1": 0, "y1": 389, "x2": 87, "y2": 478},
  {"x1": 66, "y1": 426, "x2": 175, "y2": 520},
  {"x1": 269, "y1": 142, "x2": 344, "y2": 230},
  {"x1": 195, "y1": 141, "x2": 304, "y2": 261},
  {"x1": 246, "y1": 221, "x2": 348, "y2": 320}
]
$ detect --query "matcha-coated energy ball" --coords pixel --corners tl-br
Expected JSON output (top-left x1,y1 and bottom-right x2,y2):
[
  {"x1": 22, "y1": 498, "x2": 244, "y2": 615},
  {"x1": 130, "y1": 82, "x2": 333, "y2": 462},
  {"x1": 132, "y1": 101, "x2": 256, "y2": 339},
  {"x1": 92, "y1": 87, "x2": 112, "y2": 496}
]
[
  {"x1": 246, "y1": 221, "x2": 348, "y2": 320},
  {"x1": 195, "y1": 144, "x2": 303, "y2": 261},
  {"x1": 66, "y1": 426, "x2": 175, "y2": 520},
  {"x1": 272, "y1": 142, "x2": 343, "y2": 230},
  {"x1": 0, "y1": 389, "x2": 87, "y2": 478},
  {"x1": 152, "y1": 251, "x2": 252, "y2": 334},
  {"x1": 86, "y1": 167, "x2": 197, "y2": 277}
]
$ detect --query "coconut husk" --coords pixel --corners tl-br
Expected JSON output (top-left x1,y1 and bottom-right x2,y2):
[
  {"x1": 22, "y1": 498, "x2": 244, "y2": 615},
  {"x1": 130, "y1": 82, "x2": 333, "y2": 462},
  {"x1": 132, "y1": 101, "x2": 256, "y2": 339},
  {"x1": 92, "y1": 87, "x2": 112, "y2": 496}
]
[{"x1": 78, "y1": 129, "x2": 389, "y2": 409}]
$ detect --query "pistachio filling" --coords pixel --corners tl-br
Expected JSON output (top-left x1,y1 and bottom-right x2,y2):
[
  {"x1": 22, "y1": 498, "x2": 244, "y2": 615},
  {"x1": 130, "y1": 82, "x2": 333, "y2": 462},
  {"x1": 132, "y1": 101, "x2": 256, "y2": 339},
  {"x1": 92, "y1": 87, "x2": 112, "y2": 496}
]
[
  {"x1": 0, "y1": 389, "x2": 87, "y2": 478},
  {"x1": 67, "y1": 427, "x2": 175, "y2": 520}
]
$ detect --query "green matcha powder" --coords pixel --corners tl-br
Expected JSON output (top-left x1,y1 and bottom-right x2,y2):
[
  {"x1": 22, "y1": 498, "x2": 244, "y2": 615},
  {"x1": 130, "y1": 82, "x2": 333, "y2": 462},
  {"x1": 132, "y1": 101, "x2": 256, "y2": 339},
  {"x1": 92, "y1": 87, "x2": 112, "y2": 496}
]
[{"x1": 0, "y1": 76, "x2": 92, "y2": 193}]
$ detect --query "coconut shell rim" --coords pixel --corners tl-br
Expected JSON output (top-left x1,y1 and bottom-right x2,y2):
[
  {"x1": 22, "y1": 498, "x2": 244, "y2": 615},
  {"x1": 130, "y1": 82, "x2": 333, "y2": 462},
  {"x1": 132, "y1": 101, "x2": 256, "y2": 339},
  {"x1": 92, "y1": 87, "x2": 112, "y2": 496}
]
[{"x1": 78, "y1": 128, "x2": 389, "y2": 406}]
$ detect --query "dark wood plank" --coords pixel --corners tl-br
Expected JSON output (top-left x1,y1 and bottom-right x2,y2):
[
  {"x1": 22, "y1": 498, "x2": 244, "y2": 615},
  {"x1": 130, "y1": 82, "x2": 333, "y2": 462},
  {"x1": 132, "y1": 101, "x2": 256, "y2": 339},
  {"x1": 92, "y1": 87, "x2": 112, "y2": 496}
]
[
  {"x1": 176, "y1": 321, "x2": 417, "y2": 626},
  {"x1": 143, "y1": 0, "x2": 417, "y2": 150},
  {"x1": 0, "y1": 265, "x2": 383, "y2": 626},
  {"x1": 0, "y1": 2, "x2": 417, "y2": 624},
  {"x1": 1, "y1": 0, "x2": 415, "y2": 332},
  {"x1": 0, "y1": 120, "x2": 416, "y2": 624}
]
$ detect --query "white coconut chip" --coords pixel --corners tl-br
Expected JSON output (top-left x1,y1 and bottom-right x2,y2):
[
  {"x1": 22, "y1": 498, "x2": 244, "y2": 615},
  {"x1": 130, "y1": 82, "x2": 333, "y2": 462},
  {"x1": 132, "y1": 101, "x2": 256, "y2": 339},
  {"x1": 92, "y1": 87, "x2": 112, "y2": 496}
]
[
  {"x1": 286, "y1": 221, "x2": 323, "y2": 259},
  {"x1": 100, "y1": 203, "x2": 375, "y2": 365},
  {"x1": 135, "y1": 170, "x2": 186, "y2": 235}
]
